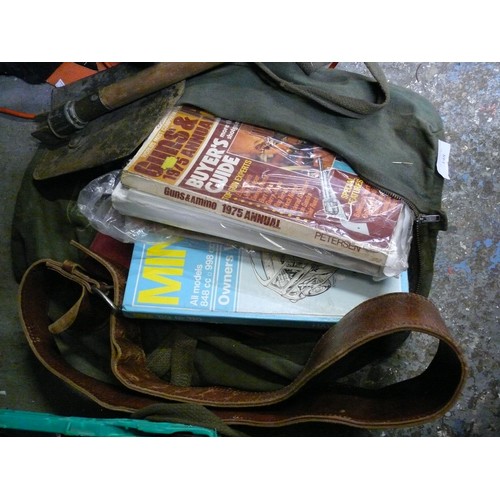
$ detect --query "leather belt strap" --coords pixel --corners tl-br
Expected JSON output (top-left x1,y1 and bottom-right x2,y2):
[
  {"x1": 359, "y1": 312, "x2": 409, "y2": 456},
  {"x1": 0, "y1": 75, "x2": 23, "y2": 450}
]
[{"x1": 18, "y1": 242, "x2": 467, "y2": 429}]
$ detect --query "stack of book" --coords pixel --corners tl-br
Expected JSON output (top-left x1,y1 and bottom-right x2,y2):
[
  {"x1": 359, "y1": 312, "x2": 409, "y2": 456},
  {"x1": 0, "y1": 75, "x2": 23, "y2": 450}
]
[{"x1": 106, "y1": 104, "x2": 412, "y2": 327}]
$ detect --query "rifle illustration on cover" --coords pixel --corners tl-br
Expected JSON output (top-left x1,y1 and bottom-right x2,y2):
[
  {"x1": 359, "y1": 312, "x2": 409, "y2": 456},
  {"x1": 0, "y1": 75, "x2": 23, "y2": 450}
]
[{"x1": 258, "y1": 135, "x2": 370, "y2": 235}]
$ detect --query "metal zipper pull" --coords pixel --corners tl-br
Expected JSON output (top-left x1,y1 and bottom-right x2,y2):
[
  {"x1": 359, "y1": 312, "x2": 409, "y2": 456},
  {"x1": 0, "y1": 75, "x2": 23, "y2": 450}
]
[{"x1": 417, "y1": 214, "x2": 441, "y2": 224}]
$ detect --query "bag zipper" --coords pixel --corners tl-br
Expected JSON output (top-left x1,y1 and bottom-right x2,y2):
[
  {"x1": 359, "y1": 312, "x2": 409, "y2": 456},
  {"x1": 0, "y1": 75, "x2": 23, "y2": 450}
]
[{"x1": 355, "y1": 176, "x2": 443, "y2": 295}]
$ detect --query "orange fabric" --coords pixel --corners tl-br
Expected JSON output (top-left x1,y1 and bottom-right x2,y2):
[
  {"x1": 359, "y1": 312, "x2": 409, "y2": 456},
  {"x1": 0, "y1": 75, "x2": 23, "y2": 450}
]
[
  {"x1": 96, "y1": 62, "x2": 120, "y2": 71},
  {"x1": 46, "y1": 62, "x2": 97, "y2": 86},
  {"x1": 46, "y1": 62, "x2": 121, "y2": 87}
]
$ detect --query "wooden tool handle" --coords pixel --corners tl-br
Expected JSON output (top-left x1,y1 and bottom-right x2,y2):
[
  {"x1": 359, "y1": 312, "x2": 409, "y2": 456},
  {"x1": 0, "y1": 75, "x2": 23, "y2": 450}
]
[{"x1": 99, "y1": 62, "x2": 222, "y2": 110}]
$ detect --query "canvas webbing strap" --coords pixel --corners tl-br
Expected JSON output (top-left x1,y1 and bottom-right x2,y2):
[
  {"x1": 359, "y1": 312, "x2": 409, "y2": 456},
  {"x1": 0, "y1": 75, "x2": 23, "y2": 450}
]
[
  {"x1": 254, "y1": 62, "x2": 390, "y2": 118},
  {"x1": 18, "y1": 242, "x2": 467, "y2": 430}
]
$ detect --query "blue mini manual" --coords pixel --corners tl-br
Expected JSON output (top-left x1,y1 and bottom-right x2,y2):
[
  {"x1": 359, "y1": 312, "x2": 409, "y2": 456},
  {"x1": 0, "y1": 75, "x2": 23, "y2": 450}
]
[{"x1": 122, "y1": 238, "x2": 409, "y2": 327}]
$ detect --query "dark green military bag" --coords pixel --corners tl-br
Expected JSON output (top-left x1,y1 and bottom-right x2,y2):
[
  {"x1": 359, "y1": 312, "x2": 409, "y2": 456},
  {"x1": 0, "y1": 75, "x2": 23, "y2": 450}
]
[{"x1": 13, "y1": 63, "x2": 466, "y2": 436}]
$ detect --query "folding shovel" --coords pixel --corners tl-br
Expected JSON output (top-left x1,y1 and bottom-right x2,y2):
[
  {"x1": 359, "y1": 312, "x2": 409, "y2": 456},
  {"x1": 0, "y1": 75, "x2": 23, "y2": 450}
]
[{"x1": 30, "y1": 62, "x2": 221, "y2": 180}]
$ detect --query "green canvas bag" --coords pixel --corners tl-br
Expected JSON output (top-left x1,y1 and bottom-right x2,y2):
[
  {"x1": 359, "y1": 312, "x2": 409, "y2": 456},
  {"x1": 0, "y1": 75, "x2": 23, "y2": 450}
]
[{"x1": 12, "y1": 63, "x2": 464, "y2": 435}]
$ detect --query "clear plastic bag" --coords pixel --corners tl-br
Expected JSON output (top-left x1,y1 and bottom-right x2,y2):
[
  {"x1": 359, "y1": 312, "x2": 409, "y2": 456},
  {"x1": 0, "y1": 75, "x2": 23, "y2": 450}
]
[
  {"x1": 77, "y1": 170, "x2": 191, "y2": 244},
  {"x1": 79, "y1": 167, "x2": 413, "y2": 279}
]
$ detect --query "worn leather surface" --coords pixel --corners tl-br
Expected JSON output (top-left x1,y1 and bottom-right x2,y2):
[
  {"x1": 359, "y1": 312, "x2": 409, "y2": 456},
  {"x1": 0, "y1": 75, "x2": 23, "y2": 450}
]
[{"x1": 19, "y1": 242, "x2": 467, "y2": 429}]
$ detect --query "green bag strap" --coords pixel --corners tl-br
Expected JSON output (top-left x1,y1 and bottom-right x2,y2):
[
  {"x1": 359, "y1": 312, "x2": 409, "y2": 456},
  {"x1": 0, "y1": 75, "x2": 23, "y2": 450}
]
[
  {"x1": 131, "y1": 404, "x2": 245, "y2": 437},
  {"x1": 146, "y1": 329, "x2": 198, "y2": 387},
  {"x1": 254, "y1": 62, "x2": 390, "y2": 118}
]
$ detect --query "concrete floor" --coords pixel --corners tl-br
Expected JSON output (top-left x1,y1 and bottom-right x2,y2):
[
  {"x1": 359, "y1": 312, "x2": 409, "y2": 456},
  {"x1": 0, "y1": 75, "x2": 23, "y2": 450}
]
[{"x1": 0, "y1": 62, "x2": 498, "y2": 436}]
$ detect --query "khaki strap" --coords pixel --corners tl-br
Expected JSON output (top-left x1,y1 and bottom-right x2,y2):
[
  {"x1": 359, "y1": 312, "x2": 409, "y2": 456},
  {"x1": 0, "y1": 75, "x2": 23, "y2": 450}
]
[
  {"x1": 18, "y1": 242, "x2": 467, "y2": 429},
  {"x1": 254, "y1": 62, "x2": 390, "y2": 118}
]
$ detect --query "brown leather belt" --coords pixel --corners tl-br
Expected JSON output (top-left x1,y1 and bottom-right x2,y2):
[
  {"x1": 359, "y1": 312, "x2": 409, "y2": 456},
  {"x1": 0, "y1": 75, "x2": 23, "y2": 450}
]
[{"x1": 18, "y1": 241, "x2": 467, "y2": 430}]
